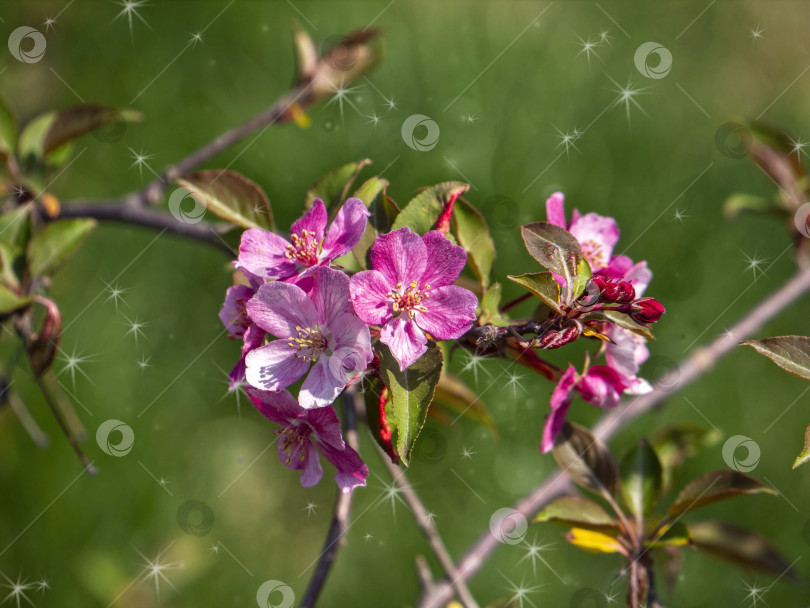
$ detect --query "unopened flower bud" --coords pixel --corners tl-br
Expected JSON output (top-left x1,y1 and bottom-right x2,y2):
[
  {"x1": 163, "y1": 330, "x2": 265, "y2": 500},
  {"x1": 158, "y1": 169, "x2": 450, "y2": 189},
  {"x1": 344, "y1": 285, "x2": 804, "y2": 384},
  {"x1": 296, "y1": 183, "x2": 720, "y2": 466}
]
[
  {"x1": 616, "y1": 281, "x2": 636, "y2": 303},
  {"x1": 589, "y1": 276, "x2": 606, "y2": 292},
  {"x1": 602, "y1": 282, "x2": 621, "y2": 302},
  {"x1": 629, "y1": 298, "x2": 665, "y2": 324},
  {"x1": 534, "y1": 322, "x2": 583, "y2": 350}
]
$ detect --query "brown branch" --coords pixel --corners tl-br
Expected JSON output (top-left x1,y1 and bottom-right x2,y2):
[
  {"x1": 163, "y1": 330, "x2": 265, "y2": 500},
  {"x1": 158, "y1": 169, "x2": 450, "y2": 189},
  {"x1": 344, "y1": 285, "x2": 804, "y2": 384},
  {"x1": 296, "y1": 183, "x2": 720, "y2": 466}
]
[
  {"x1": 363, "y1": 401, "x2": 480, "y2": 608},
  {"x1": 299, "y1": 391, "x2": 361, "y2": 608},
  {"x1": 418, "y1": 264, "x2": 810, "y2": 608},
  {"x1": 53, "y1": 201, "x2": 235, "y2": 255}
]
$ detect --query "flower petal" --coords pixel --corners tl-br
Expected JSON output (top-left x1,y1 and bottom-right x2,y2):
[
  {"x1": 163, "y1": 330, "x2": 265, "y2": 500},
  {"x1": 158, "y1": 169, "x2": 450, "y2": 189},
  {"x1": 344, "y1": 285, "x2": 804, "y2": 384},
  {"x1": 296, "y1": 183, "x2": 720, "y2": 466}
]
[
  {"x1": 291, "y1": 198, "x2": 328, "y2": 242},
  {"x1": 569, "y1": 212, "x2": 619, "y2": 271},
  {"x1": 298, "y1": 442, "x2": 324, "y2": 487},
  {"x1": 246, "y1": 281, "x2": 318, "y2": 338},
  {"x1": 545, "y1": 192, "x2": 568, "y2": 228},
  {"x1": 415, "y1": 285, "x2": 478, "y2": 340},
  {"x1": 228, "y1": 323, "x2": 265, "y2": 390},
  {"x1": 349, "y1": 270, "x2": 393, "y2": 325},
  {"x1": 419, "y1": 231, "x2": 468, "y2": 288},
  {"x1": 605, "y1": 326, "x2": 649, "y2": 378},
  {"x1": 245, "y1": 341, "x2": 309, "y2": 391},
  {"x1": 318, "y1": 440, "x2": 369, "y2": 493},
  {"x1": 576, "y1": 365, "x2": 628, "y2": 409},
  {"x1": 370, "y1": 227, "x2": 427, "y2": 287},
  {"x1": 623, "y1": 261, "x2": 652, "y2": 297},
  {"x1": 219, "y1": 285, "x2": 254, "y2": 338},
  {"x1": 299, "y1": 359, "x2": 345, "y2": 408},
  {"x1": 321, "y1": 198, "x2": 370, "y2": 260},
  {"x1": 237, "y1": 228, "x2": 296, "y2": 280},
  {"x1": 541, "y1": 365, "x2": 577, "y2": 453},
  {"x1": 245, "y1": 387, "x2": 301, "y2": 425},
  {"x1": 310, "y1": 267, "x2": 353, "y2": 327},
  {"x1": 380, "y1": 316, "x2": 428, "y2": 371}
]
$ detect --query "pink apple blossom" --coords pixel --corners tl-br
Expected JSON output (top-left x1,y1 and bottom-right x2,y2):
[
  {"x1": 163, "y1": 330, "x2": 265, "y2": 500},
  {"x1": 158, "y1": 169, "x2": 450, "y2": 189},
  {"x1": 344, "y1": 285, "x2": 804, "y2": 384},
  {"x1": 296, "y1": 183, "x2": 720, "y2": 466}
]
[
  {"x1": 245, "y1": 266, "x2": 372, "y2": 408},
  {"x1": 237, "y1": 197, "x2": 368, "y2": 283},
  {"x1": 247, "y1": 387, "x2": 368, "y2": 492},
  {"x1": 349, "y1": 227, "x2": 478, "y2": 371}
]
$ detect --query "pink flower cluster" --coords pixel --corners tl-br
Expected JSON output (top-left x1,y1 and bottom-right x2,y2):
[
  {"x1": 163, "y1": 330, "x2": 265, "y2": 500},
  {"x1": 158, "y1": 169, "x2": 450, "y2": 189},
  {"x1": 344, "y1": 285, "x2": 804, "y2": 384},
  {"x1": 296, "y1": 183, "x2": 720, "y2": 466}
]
[
  {"x1": 540, "y1": 192, "x2": 662, "y2": 453},
  {"x1": 220, "y1": 198, "x2": 478, "y2": 491}
]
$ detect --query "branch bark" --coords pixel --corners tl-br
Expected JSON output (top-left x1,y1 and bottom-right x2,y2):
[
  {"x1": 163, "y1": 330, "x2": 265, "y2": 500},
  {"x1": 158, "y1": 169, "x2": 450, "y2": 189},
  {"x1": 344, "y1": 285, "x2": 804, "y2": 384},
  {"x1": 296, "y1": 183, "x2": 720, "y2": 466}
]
[
  {"x1": 299, "y1": 393, "x2": 360, "y2": 608},
  {"x1": 417, "y1": 264, "x2": 810, "y2": 608}
]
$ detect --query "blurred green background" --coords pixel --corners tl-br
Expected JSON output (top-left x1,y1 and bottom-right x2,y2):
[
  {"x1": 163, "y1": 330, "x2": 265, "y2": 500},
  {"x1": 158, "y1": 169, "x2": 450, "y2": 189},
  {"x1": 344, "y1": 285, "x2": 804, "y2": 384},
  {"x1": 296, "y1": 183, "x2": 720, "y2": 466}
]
[{"x1": 1, "y1": 1, "x2": 809, "y2": 606}]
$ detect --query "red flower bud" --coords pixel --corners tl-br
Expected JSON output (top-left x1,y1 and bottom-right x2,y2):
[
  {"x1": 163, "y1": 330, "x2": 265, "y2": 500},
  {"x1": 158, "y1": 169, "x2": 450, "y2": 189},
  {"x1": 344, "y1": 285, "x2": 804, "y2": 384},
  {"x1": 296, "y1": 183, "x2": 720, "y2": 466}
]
[
  {"x1": 629, "y1": 298, "x2": 665, "y2": 324},
  {"x1": 534, "y1": 322, "x2": 583, "y2": 349},
  {"x1": 590, "y1": 276, "x2": 606, "y2": 292},
  {"x1": 616, "y1": 281, "x2": 636, "y2": 303},
  {"x1": 602, "y1": 282, "x2": 621, "y2": 302}
]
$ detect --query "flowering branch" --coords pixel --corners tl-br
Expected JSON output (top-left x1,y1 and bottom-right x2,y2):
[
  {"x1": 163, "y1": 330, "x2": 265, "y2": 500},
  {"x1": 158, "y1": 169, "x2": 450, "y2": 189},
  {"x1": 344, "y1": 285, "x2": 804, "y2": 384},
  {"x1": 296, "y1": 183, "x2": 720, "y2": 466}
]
[{"x1": 417, "y1": 263, "x2": 810, "y2": 608}]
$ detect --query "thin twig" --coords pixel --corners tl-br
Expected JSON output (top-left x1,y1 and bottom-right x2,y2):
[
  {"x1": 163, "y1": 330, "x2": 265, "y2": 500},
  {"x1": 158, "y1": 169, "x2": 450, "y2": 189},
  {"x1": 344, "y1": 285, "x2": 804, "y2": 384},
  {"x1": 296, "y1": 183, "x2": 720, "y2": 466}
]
[
  {"x1": 418, "y1": 264, "x2": 810, "y2": 608},
  {"x1": 363, "y1": 401, "x2": 480, "y2": 608},
  {"x1": 34, "y1": 374, "x2": 97, "y2": 476},
  {"x1": 299, "y1": 391, "x2": 361, "y2": 608}
]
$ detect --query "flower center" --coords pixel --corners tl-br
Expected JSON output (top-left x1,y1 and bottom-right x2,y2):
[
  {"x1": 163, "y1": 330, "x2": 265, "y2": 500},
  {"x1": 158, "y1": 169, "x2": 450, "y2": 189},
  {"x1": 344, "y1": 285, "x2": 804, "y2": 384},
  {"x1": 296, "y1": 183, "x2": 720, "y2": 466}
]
[
  {"x1": 287, "y1": 325, "x2": 328, "y2": 361},
  {"x1": 388, "y1": 281, "x2": 431, "y2": 319},
  {"x1": 284, "y1": 229, "x2": 320, "y2": 266},
  {"x1": 276, "y1": 422, "x2": 310, "y2": 465},
  {"x1": 580, "y1": 239, "x2": 608, "y2": 270}
]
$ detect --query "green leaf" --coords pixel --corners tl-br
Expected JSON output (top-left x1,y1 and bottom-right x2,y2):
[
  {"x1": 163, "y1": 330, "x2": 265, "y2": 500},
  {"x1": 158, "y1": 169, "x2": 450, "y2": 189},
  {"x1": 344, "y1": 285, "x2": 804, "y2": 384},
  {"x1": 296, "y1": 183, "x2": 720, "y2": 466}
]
[
  {"x1": 378, "y1": 342, "x2": 444, "y2": 465},
  {"x1": 552, "y1": 422, "x2": 619, "y2": 499},
  {"x1": 741, "y1": 335, "x2": 810, "y2": 380},
  {"x1": 477, "y1": 282, "x2": 509, "y2": 327},
  {"x1": 0, "y1": 203, "x2": 33, "y2": 251},
  {"x1": 305, "y1": 159, "x2": 371, "y2": 212},
  {"x1": 620, "y1": 439, "x2": 663, "y2": 517},
  {"x1": 391, "y1": 181, "x2": 469, "y2": 235},
  {"x1": 645, "y1": 521, "x2": 691, "y2": 548},
  {"x1": 533, "y1": 496, "x2": 618, "y2": 532},
  {"x1": 668, "y1": 470, "x2": 777, "y2": 518},
  {"x1": 598, "y1": 310, "x2": 655, "y2": 340},
  {"x1": 452, "y1": 198, "x2": 495, "y2": 287},
  {"x1": 19, "y1": 104, "x2": 142, "y2": 162},
  {"x1": 0, "y1": 96, "x2": 17, "y2": 160},
  {"x1": 571, "y1": 257, "x2": 592, "y2": 300},
  {"x1": 651, "y1": 424, "x2": 721, "y2": 493},
  {"x1": 507, "y1": 272, "x2": 562, "y2": 314},
  {"x1": 350, "y1": 176, "x2": 391, "y2": 269},
  {"x1": 0, "y1": 243, "x2": 21, "y2": 290},
  {"x1": 362, "y1": 376, "x2": 399, "y2": 462},
  {"x1": 175, "y1": 170, "x2": 274, "y2": 231},
  {"x1": 27, "y1": 219, "x2": 97, "y2": 278},
  {"x1": 723, "y1": 193, "x2": 786, "y2": 220},
  {"x1": 519, "y1": 222, "x2": 583, "y2": 301},
  {"x1": 688, "y1": 521, "x2": 797, "y2": 579},
  {"x1": 792, "y1": 424, "x2": 810, "y2": 469},
  {"x1": 0, "y1": 284, "x2": 31, "y2": 315},
  {"x1": 433, "y1": 373, "x2": 496, "y2": 432}
]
